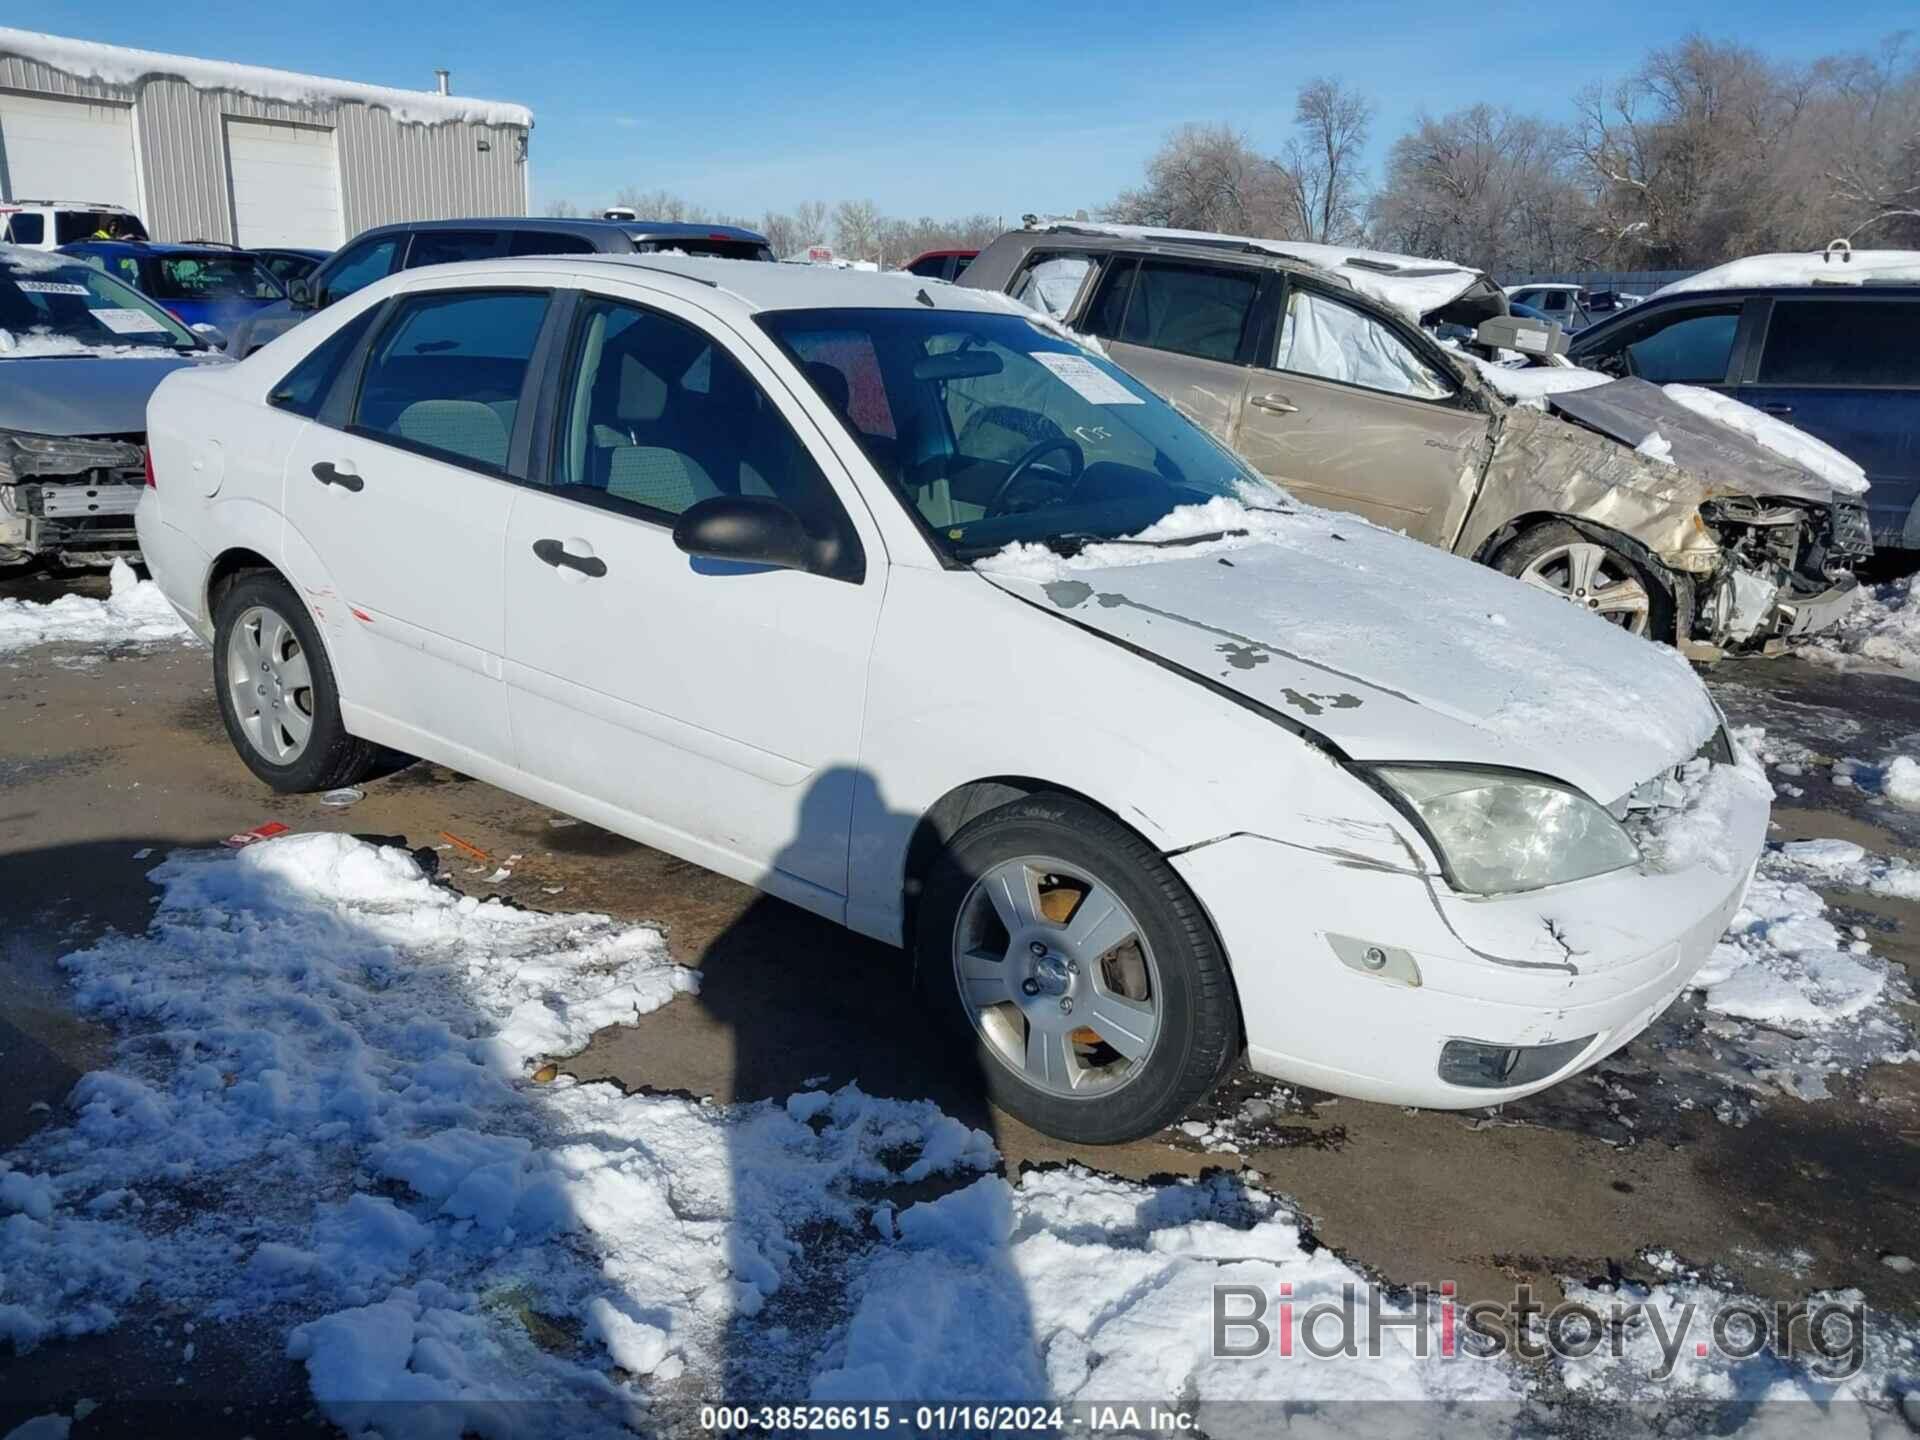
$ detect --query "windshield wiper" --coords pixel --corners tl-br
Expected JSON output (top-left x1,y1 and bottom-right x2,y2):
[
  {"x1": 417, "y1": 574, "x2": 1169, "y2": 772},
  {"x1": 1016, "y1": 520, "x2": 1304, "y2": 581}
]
[{"x1": 1038, "y1": 527, "x2": 1248, "y2": 557}]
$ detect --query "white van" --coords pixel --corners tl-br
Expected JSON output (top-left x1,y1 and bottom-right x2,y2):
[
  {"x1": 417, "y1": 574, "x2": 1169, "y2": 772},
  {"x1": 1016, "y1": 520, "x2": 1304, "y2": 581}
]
[{"x1": 0, "y1": 201, "x2": 148, "y2": 250}]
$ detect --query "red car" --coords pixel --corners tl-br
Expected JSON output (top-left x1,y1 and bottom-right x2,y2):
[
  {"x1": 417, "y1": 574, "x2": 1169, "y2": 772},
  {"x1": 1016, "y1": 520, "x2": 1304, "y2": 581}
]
[{"x1": 902, "y1": 249, "x2": 977, "y2": 282}]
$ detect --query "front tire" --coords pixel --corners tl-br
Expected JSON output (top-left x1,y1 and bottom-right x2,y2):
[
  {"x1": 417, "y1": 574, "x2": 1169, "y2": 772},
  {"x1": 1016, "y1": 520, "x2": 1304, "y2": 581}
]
[
  {"x1": 212, "y1": 571, "x2": 382, "y2": 794},
  {"x1": 1493, "y1": 520, "x2": 1674, "y2": 641},
  {"x1": 916, "y1": 794, "x2": 1241, "y2": 1145}
]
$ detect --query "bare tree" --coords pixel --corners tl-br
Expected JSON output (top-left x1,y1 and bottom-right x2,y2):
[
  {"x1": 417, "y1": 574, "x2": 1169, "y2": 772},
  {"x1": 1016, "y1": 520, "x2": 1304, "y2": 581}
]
[
  {"x1": 1284, "y1": 78, "x2": 1373, "y2": 243},
  {"x1": 1106, "y1": 123, "x2": 1297, "y2": 236},
  {"x1": 833, "y1": 198, "x2": 882, "y2": 261},
  {"x1": 793, "y1": 199, "x2": 832, "y2": 246}
]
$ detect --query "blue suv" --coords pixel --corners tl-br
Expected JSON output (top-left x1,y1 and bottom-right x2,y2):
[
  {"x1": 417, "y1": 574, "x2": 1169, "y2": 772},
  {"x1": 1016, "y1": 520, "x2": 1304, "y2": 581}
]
[
  {"x1": 1570, "y1": 282, "x2": 1920, "y2": 549},
  {"x1": 57, "y1": 240, "x2": 286, "y2": 349}
]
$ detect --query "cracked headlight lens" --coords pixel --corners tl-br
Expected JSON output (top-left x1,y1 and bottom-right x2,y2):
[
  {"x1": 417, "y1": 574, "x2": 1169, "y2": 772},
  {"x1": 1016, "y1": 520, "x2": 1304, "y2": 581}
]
[{"x1": 1366, "y1": 765, "x2": 1642, "y2": 896}]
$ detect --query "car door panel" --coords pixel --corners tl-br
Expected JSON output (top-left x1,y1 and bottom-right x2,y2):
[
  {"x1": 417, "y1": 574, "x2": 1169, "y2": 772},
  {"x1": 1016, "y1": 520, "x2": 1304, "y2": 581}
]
[
  {"x1": 279, "y1": 287, "x2": 550, "y2": 766},
  {"x1": 501, "y1": 289, "x2": 884, "y2": 911},
  {"x1": 1231, "y1": 286, "x2": 1487, "y2": 547}
]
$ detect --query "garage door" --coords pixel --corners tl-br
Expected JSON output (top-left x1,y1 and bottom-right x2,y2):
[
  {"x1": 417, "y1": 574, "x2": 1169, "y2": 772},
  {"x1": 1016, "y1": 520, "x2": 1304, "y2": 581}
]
[
  {"x1": 224, "y1": 118, "x2": 344, "y2": 249},
  {"x1": 0, "y1": 92, "x2": 139, "y2": 209}
]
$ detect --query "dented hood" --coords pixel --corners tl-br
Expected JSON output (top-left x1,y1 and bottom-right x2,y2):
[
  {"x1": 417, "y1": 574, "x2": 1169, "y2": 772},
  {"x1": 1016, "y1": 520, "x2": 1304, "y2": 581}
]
[{"x1": 981, "y1": 508, "x2": 1719, "y2": 803}]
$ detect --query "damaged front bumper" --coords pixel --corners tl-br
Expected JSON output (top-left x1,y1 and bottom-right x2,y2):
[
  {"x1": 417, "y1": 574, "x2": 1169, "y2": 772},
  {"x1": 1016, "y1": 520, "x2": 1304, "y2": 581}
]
[
  {"x1": 0, "y1": 432, "x2": 146, "y2": 567},
  {"x1": 1688, "y1": 497, "x2": 1868, "y2": 652},
  {"x1": 1172, "y1": 756, "x2": 1769, "y2": 1109}
]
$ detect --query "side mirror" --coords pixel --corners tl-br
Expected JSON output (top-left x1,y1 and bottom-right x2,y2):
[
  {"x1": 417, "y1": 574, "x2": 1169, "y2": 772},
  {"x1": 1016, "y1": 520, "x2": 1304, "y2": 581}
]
[
  {"x1": 672, "y1": 495, "x2": 853, "y2": 577},
  {"x1": 288, "y1": 278, "x2": 316, "y2": 309},
  {"x1": 191, "y1": 322, "x2": 227, "y2": 350}
]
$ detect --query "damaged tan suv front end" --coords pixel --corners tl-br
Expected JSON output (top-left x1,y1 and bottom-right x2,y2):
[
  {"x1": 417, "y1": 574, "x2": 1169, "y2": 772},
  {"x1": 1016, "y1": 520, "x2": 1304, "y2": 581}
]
[{"x1": 1462, "y1": 374, "x2": 1868, "y2": 655}]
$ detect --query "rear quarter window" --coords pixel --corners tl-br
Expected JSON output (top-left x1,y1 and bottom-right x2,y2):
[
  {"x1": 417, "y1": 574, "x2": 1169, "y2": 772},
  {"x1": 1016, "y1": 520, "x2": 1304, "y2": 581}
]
[{"x1": 1758, "y1": 299, "x2": 1920, "y2": 387}]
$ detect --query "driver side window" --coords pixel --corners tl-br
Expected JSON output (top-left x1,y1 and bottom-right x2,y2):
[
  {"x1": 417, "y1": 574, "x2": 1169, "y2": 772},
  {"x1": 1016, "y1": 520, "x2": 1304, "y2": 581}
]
[{"x1": 1612, "y1": 306, "x2": 1740, "y2": 385}]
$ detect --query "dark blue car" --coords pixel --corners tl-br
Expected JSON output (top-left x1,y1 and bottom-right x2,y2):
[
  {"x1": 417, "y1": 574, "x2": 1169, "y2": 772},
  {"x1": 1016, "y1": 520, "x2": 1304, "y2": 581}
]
[
  {"x1": 57, "y1": 240, "x2": 286, "y2": 349},
  {"x1": 1570, "y1": 283, "x2": 1920, "y2": 549}
]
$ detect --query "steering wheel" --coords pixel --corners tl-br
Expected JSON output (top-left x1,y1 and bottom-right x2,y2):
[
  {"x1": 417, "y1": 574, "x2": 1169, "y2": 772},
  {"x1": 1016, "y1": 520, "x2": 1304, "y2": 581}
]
[{"x1": 984, "y1": 437, "x2": 1084, "y2": 516}]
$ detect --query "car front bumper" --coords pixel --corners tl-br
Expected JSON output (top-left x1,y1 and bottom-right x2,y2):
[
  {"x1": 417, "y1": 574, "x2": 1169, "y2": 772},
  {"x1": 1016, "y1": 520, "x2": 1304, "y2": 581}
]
[{"x1": 1171, "y1": 767, "x2": 1769, "y2": 1109}]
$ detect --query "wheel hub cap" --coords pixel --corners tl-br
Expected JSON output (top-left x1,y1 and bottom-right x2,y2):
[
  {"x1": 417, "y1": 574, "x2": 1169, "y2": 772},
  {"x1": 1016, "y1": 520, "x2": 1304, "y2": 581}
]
[{"x1": 225, "y1": 604, "x2": 315, "y2": 765}]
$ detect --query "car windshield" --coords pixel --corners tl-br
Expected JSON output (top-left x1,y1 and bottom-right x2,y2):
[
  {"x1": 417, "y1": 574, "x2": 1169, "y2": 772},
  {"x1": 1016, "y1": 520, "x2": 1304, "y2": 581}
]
[
  {"x1": 0, "y1": 251, "x2": 199, "y2": 352},
  {"x1": 149, "y1": 253, "x2": 283, "y2": 301},
  {"x1": 757, "y1": 307, "x2": 1269, "y2": 559}
]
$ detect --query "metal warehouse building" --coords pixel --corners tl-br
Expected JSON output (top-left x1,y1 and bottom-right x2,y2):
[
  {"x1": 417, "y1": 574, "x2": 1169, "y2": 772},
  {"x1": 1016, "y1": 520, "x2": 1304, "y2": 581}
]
[{"x1": 0, "y1": 27, "x2": 531, "y2": 248}]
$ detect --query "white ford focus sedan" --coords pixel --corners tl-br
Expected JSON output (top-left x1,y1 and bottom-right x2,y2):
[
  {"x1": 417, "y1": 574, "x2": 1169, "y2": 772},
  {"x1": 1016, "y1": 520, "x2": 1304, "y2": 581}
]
[{"x1": 137, "y1": 254, "x2": 1769, "y2": 1143}]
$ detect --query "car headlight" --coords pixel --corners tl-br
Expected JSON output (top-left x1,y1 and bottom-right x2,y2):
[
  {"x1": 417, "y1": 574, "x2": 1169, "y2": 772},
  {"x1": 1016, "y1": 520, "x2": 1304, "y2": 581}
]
[{"x1": 1361, "y1": 765, "x2": 1641, "y2": 895}]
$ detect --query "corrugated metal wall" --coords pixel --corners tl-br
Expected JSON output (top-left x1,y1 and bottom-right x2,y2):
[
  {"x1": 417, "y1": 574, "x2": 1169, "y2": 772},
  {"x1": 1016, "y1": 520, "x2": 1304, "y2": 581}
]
[{"x1": 0, "y1": 54, "x2": 527, "y2": 243}]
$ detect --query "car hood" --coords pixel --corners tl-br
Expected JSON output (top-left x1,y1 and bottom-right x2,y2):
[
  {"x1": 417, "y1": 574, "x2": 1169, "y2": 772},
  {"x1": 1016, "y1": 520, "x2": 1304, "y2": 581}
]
[
  {"x1": 0, "y1": 352, "x2": 220, "y2": 436},
  {"x1": 978, "y1": 500, "x2": 1719, "y2": 803}
]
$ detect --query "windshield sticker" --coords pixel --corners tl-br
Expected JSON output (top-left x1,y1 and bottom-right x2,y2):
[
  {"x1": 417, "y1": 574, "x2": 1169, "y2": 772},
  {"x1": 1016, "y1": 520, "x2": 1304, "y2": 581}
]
[
  {"x1": 15, "y1": 280, "x2": 91, "y2": 296},
  {"x1": 91, "y1": 307, "x2": 168, "y2": 335},
  {"x1": 1033, "y1": 351, "x2": 1143, "y2": 405}
]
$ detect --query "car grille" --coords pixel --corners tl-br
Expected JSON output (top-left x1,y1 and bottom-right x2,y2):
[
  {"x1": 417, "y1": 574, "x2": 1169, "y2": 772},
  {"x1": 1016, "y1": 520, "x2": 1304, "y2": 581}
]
[{"x1": 1831, "y1": 501, "x2": 1873, "y2": 558}]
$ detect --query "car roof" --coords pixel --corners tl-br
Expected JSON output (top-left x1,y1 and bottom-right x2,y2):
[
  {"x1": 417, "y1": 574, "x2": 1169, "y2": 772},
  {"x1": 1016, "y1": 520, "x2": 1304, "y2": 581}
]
[
  {"x1": 63, "y1": 240, "x2": 257, "y2": 258},
  {"x1": 357, "y1": 216, "x2": 769, "y2": 245},
  {"x1": 410, "y1": 252, "x2": 1020, "y2": 316},
  {"x1": 1012, "y1": 221, "x2": 1485, "y2": 320}
]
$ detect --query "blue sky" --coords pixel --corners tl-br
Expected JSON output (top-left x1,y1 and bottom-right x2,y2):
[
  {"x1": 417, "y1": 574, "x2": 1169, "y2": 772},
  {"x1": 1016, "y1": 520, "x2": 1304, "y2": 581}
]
[{"x1": 24, "y1": 0, "x2": 1919, "y2": 222}]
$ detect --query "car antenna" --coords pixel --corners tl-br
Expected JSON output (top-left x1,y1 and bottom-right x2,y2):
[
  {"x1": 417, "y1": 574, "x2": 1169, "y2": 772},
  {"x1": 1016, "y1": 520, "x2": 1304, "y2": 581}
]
[{"x1": 916, "y1": 287, "x2": 935, "y2": 307}]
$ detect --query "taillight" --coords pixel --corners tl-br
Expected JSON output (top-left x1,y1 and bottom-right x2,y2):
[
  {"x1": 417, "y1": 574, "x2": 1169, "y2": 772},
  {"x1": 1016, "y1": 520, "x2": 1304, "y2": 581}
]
[{"x1": 144, "y1": 447, "x2": 156, "y2": 488}]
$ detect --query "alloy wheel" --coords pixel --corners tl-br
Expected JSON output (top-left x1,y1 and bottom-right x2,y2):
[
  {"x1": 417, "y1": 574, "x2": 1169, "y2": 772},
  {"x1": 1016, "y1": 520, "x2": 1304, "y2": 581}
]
[
  {"x1": 950, "y1": 855, "x2": 1162, "y2": 1099},
  {"x1": 224, "y1": 604, "x2": 315, "y2": 763},
  {"x1": 1517, "y1": 541, "x2": 1651, "y2": 634}
]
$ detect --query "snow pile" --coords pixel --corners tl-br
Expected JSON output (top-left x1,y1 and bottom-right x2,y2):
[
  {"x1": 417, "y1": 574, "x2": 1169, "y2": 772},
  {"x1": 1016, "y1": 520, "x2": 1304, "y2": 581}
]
[
  {"x1": 1774, "y1": 835, "x2": 1920, "y2": 902},
  {"x1": 813, "y1": 1167, "x2": 1522, "y2": 1412},
  {"x1": 1467, "y1": 355, "x2": 1612, "y2": 409},
  {"x1": 1829, "y1": 751, "x2": 1920, "y2": 810},
  {"x1": 1654, "y1": 249, "x2": 1920, "y2": 297},
  {"x1": 1557, "y1": 1250, "x2": 1919, "y2": 1410},
  {"x1": 1808, "y1": 574, "x2": 1920, "y2": 670},
  {"x1": 1694, "y1": 870, "x2": 1898, "y2": 1030},
  {"x1": 0, "y1": 331, "x2": 179, "y2": 359},
  {"x1": 0, "y1": 27, "x2": 532, "y2": 128},
  {"x1": 1662, "y1": 384, "x2": 1869, "y2": 496},
  {"x1": 0, "y1": 560, "x2": 192, "y2": 655},
  {"x1": 1624, "y1": 739, "x2": 1772, "y2": 878}
]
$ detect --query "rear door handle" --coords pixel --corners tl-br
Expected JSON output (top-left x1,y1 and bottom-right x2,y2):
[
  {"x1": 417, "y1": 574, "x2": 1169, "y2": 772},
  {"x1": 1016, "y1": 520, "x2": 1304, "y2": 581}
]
[
  {"x1": 1759, "y1": 402, "x2": 1794, "y2": 416},
  {"x1": 532, "y1": 538, "x2": 607, "y2": 578},
  {"x1": 1251, "y1": 392, "x2": 1300, "y2": 415},
  {"x1": 311, "y1": 461, "x2": 364, "y2": 492}
]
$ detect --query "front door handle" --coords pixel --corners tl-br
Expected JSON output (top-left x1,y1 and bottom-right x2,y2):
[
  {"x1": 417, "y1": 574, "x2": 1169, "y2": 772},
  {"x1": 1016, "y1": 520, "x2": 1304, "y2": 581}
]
[
  {"x1": 532, "y1": 538, "x2": 607, "y2": 578},
  {"x1": 1759, "y1": 402, "x2": 1794, "y2": 416},
  {"x1": 311, "y1": 461, "x2": 364, "y2": 492},
  {"x1": 1251, "y1": 392, "x2": 1300, "y2": 415}
]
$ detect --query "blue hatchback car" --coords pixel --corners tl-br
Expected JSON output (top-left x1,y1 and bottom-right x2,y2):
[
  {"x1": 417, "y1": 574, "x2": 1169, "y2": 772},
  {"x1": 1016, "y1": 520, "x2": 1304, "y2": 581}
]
[
  {"x1": 57, "y1": 240, "x2": 286, "y2": 349},
  {"x1": 1570, "y1": 281, "x2": 1920, "y2": 549}
]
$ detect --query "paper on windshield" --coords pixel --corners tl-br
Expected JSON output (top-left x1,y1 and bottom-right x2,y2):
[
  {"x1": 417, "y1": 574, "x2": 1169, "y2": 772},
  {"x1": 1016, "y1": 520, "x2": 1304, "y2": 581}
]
[
  {"x1": 91, "y1": 307, "x2": 168, "y2": 335},
  {"x1": 1033, "y1": 351, "x2": 1142, "y2": 404},
  {"x1": 15, "y1": 280, "x2": 90, "y2": 296}
]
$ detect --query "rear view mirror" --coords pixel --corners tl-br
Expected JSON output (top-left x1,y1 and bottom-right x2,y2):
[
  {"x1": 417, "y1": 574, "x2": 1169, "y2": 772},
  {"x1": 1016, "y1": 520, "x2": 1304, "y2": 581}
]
[
  {"x1": 672, "y1": 495, "x2": 819, "y2": 574},
  {"x1": 913, "y1": 350, "x2": 1003, "y2": 382}
]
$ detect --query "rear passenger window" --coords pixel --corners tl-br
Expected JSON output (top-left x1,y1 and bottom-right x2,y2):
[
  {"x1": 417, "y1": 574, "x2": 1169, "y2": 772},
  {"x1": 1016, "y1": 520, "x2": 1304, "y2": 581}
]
[
  {"x1": 3, "y1": 213, "x2": 44, "y2": 245},
  {"x1": 1115, "y1": 262, "x2": 1258, "y2": 363},
  {"x1": 1010, "y1": 252, "x2": 1099, "y2": 319},
  {"x1": 554, "y1": 298, "x2": 848, "y2": 536},
  {"x1": 1759, "y1": 300, "x2": 1919, "y2": 387},
  {"x1": 269, "y1": 306, "x2": 380, "y2": 418},
  {"x1": 406, "y1": 230, "x2": 506, "y2": 269},
  {"x1": 1617, "y1": 306, "x2": 1739, "y2": 384},
  {"x1": 508, "y1": 231, "x2": 598, "y2": 257},
  {"x1": 352, "y1": 291, "x2": 549, "y2": 471}
]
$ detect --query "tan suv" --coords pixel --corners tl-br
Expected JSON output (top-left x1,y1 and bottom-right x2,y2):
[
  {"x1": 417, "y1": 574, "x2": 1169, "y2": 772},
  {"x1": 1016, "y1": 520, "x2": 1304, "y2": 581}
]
[{"x1": 961, "y1": 223, "x2": 1867, "y2": 652}]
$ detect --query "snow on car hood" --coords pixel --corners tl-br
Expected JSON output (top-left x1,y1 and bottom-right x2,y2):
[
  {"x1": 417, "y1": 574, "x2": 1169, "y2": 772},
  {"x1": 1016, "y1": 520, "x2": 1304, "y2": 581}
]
[
  {"x1": 0, "y1": 351, "x2": 221, "y2": 435},
  {"x1": 978, "y1": 498, "x2": 1719, "y2": 803}
]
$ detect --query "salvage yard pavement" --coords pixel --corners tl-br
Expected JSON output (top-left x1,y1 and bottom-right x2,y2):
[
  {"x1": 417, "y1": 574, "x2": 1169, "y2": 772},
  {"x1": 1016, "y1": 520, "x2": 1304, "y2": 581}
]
[{"x1": 1, "y1": 572, "x2": 1917, "y2": 1436}]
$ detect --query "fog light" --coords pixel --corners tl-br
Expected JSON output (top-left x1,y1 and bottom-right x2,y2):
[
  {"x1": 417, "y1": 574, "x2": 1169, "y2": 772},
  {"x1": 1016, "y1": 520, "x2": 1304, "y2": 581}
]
[{"x1": 1437, "y1": 1035, "x2": 1595, "y2": 1089}]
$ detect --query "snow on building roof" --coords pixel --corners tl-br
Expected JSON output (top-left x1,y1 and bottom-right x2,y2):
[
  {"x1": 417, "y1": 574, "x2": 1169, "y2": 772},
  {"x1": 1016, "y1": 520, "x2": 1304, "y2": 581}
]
[
  {"x1": 1653, "y1": 248, "x2": 1920, "y2": 298},
  {"x1": 1035, "y1": 221, "x2": 1486, "y2": 321},
  {"x1": 0, "y1": 27, "x2": 533, "y2": 129}
]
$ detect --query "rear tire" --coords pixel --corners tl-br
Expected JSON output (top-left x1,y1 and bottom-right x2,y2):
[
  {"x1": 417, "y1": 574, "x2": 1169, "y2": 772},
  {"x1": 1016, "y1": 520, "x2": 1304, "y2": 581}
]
[
  {"x1": 916, "y1": 793, "x2": 1241, "y2": 1145},
  {"x1": 212, "y1": 570, "x2": 382, "y2": 794},
  {"x1": 1493, "y1": 520, "x2": 1675, "y2": 642}
]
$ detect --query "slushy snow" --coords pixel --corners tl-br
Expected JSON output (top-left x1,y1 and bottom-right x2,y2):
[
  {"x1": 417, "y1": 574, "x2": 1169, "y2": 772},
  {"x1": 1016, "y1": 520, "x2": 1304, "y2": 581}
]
[{"x1": 0, "y1": 560, "x2": 192, "y2": 655}]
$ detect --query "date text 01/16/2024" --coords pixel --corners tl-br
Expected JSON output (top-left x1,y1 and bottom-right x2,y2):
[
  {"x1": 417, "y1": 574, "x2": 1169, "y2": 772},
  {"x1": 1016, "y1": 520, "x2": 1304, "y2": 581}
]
[{"x1": 699, "y1": 1404, "x2": 1109, "y2": 1434}]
